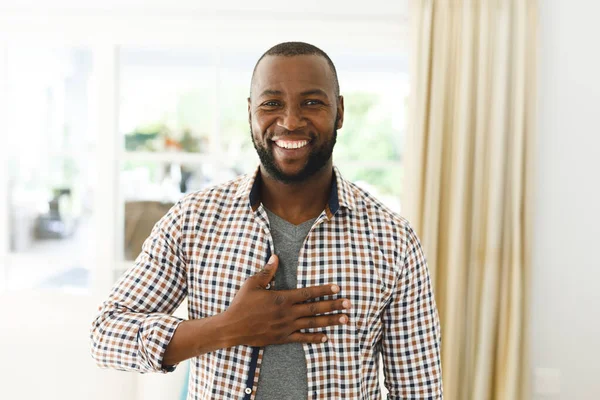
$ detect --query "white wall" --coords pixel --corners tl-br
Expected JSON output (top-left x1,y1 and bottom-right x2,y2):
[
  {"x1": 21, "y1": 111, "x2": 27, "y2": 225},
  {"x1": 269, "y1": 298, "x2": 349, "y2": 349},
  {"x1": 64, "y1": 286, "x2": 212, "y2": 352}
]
[{"x1": 531, "y1": 1, "x2": 600, "y2": 399}]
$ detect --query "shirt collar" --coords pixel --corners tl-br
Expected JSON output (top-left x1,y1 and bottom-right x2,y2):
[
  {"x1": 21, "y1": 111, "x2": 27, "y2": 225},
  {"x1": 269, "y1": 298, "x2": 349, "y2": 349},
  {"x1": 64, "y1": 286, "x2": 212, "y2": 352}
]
[{"x1": 235, "y1": 165, "x2": 356, "y2": 215}]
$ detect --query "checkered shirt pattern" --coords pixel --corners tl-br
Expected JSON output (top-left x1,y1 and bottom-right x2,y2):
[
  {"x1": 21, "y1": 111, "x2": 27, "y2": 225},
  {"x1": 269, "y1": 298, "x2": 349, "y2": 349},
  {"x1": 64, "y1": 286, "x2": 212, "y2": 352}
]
[{"x1": 90, "y1": 166, "x2": 443, "y2": 399}]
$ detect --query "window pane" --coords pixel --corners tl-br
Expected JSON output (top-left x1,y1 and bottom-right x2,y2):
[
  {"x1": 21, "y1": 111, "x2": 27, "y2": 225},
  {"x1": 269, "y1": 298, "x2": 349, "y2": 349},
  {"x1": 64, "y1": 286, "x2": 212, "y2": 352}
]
[
  {"x1": 120, "y1": 48, "x2": 215, "y2": 153},
  {"x1": 219, "y1": 54, "x2": 260, "y2": 175},
  {"x1": 334, "y1": 52, "x2": 409, "y2": 164},
  {"x1": 4, "y1": 48, "x2": 95, "y2": 292}
]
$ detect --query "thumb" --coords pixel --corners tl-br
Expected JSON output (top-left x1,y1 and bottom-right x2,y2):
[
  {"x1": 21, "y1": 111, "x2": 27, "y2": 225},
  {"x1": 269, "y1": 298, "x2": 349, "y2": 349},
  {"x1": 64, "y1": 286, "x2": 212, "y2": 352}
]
[{"x1": 255, "y1": 254, "x2": 278, "y2": 287}]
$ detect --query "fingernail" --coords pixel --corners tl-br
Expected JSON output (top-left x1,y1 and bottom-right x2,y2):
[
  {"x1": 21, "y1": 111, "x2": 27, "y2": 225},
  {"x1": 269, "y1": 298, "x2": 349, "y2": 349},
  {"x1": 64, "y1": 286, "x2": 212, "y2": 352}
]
[
  {"x1": 331, "y1": 285, "x2": 340, "y2": 293},
  {"x1": 268, "y1": 255, "x2": 275, "y2": 264},
  {"x1": 342, "y1": 300, "x2": 350, "y2": 308},
  {"x1": 321, "y1": 336, "x2": 328, "y2": 343},
  {"x1": 339, "y1": 316, "x2": 347, "y2": 323}
]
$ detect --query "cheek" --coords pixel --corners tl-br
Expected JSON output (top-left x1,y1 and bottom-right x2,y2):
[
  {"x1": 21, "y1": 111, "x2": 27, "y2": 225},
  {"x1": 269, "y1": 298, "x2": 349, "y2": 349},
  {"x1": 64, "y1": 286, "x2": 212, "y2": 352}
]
[
  {"x1": 307, "y1": 111, "x2": 335, "y2": 127},
  {"x1": 253, "y1": 116, "x2": 281, "y2": 141},
  {"x1": 251, "y1": 113, "x2": 270, "y2": 132},
  {"x1": 313, "y1": 118, "x2": 335, "y2": 134}
]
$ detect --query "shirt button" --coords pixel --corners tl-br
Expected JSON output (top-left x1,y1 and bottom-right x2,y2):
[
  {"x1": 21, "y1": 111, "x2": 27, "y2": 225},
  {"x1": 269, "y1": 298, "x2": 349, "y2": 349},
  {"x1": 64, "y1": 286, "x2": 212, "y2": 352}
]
[
  {"x1": 244, "y1": 387, "x2": 252, "y2": 394},
  {"x1": 265, "y1": 283, "x2": 272, "y2": 290}
]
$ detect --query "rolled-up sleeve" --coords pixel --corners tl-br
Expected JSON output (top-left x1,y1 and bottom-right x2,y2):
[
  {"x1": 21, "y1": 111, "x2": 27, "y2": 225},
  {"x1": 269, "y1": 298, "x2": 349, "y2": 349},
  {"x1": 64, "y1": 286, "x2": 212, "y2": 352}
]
[
  {"x1": 90, "y1": 200, "x2": 188, "y2": 374},
  {"x1": 381, "y1": 224, "x2": 443, "y2": 399}
]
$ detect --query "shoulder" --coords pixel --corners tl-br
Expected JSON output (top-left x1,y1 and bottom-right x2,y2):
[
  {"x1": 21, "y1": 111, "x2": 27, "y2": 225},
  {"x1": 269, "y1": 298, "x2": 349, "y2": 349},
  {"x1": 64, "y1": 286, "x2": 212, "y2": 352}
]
[
  {"x1": 344, "y1": 180, "x2": 421, "y2": 261},
  {"x1": 175, "y1": 173, "x2": 249, "y2": 214},
  {"x1": 346, "y1": 181, "x2": 412, "y2": 234}
]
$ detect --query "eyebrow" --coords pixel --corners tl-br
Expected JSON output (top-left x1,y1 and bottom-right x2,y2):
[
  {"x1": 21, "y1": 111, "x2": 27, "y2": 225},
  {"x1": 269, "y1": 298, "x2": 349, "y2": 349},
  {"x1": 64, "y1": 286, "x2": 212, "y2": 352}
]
[
  {"x1": 258, "y1": 89, "x2": 283, "y2": 97},
  {"x1": 300, "y1": 89, "x2": 329, "y2": 97},
  {"x1": 258, "y1": 89, "x2": 330, "y2": 98}
]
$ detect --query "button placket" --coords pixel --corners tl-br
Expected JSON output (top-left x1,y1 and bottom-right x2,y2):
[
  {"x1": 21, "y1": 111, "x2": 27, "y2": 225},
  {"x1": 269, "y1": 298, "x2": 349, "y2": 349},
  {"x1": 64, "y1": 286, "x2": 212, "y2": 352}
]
[{"x1": 256, "y1": 204, "x2": 276, "y2": 292}]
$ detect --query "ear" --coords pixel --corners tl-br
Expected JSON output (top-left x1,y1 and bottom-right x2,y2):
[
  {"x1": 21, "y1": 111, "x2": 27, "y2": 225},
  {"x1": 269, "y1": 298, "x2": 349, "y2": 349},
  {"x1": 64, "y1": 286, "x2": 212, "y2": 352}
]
[
  {"x1": 336, "y1": 96, "x2": 345, "y2": 129},
  {"x1": 247, "y1": 97, "x2": 252, "y2": 125}
]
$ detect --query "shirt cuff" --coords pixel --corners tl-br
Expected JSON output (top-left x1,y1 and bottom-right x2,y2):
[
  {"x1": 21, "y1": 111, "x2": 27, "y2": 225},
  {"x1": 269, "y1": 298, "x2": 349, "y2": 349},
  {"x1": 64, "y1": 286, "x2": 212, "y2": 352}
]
[{"x1": 138, "y1": 314, "x2": 185, "y2": 374}]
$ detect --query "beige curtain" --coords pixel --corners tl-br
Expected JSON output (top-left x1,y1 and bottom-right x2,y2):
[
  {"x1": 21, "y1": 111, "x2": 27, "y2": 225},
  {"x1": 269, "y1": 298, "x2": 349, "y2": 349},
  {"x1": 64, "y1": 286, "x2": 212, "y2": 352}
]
[{"x1": 403, "y1": 1, "x2": 537, "y2": 399}]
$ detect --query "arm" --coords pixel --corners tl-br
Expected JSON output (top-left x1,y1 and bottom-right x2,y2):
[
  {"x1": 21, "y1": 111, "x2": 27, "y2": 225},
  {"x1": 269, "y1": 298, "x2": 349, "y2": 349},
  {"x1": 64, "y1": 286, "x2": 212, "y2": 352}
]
[
  {"x1": 91, "y1": 215, "x2": 350, "y2": 373},
  {"x1": 381, "y1": 224, "x2": 443, "y2": 399},
  {"x1": 90, "y1": 200, "x2": 189, "y2": 374},
  {"x1": 161, "y1": 313, "x2": 233, "y2": 367}
]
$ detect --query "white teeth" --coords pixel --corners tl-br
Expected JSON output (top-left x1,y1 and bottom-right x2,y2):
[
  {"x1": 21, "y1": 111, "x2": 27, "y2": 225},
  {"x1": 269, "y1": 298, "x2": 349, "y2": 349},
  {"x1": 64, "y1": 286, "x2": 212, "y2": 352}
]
[{"x1": 275, "y1": 140, "x2": 309, "y2": 149}]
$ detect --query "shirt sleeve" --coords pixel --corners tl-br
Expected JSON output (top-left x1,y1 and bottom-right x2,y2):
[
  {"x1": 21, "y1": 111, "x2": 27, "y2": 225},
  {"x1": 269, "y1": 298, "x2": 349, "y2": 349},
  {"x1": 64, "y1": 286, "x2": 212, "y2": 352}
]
[
  {"x1": 381, "y1": 224, "x2": 443, "y2": 399},
  {"x1": 90, "y1": 199, "x2": 188, "y2": 374}
]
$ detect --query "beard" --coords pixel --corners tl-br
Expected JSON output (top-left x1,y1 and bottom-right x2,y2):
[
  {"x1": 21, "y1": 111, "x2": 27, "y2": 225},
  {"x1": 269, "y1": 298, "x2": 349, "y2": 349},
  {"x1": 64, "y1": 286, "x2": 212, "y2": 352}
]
[{"x1": 250, "y1": 117, "x2": 338, "y2": 184}]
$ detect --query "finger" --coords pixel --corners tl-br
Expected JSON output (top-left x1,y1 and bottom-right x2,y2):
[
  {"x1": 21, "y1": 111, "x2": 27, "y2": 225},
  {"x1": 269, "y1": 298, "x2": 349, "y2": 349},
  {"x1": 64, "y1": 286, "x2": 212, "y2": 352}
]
[
  {"x1": 292, "y1": 298, "x2": 351, "y2": 318},
  {"x1": 253, "y1": 255, "x2": 278, "y2": 288},
  {"x1": 294, "y1": 314, "x2": 349, "y2": 330},
  {"x1": 284, "y1": 332, "x2": 329, "y2": 345},
  {"x1": 284, "y1": 284, "x2": 341, "y2": 304}
]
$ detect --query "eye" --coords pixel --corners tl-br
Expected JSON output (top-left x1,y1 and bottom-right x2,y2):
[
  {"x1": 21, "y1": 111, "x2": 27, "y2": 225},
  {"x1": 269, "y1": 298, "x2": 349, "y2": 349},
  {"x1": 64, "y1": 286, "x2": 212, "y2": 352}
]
[
  {"x1": 261, "y1": 101, "x2": 280, "y2": 107},
  {"x1": 305, "y1": 100, "x2": 324, "y2": 106}
]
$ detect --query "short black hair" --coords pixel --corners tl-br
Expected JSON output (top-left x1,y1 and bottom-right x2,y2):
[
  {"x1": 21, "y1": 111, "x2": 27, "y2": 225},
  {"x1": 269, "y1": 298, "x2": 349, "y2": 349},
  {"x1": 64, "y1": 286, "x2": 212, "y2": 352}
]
[{"x1": 250, "y1": 41, "x2": 340, "y2": 97}]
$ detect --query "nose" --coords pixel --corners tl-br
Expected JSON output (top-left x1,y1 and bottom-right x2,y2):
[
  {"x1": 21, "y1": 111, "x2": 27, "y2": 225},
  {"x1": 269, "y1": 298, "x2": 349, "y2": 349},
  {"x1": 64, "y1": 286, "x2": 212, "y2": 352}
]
[{"x1": 277, "y1": 105, "x2": 307, "y2": 131}]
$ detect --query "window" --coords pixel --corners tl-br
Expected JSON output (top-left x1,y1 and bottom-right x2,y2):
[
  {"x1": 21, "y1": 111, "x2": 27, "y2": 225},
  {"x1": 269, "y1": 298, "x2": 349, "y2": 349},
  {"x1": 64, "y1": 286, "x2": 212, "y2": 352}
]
[
  {"x1": 2, "y1": 47, "x2": 95, "y2": 292},
  {"x1": 0, "y1": 36, "x2": 408, "y2": 292}
]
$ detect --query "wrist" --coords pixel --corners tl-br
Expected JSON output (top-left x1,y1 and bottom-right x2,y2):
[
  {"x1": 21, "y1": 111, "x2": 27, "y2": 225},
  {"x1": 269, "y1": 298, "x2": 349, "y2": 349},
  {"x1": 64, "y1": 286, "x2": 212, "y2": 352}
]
[{"x1": 213, "y1": 311, "x2": 239, "y2": 349}]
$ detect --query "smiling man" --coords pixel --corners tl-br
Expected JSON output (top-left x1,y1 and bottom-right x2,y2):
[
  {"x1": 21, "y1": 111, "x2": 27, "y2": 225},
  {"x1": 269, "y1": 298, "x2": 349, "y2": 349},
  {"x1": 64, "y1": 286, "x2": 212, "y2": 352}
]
[
  {"x1": 91, "y1": 42, "x2": 443, "y2": 400},
  {"x1": 250, "y1": 52, "x2": 341, "y2": 185}
]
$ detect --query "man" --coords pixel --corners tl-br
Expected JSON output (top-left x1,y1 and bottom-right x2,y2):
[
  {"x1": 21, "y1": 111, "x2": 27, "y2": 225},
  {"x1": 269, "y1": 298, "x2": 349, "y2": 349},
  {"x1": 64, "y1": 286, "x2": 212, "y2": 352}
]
[{"x1": 91, "y1": 42, "x2": 443, "y2": 399}]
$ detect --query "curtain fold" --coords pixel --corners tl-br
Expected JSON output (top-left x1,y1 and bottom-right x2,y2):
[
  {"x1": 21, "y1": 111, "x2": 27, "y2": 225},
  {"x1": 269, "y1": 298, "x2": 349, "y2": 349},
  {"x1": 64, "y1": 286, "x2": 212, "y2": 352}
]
[{"x1": 404, "y1": 1, "x2": 537, "y2": 399}]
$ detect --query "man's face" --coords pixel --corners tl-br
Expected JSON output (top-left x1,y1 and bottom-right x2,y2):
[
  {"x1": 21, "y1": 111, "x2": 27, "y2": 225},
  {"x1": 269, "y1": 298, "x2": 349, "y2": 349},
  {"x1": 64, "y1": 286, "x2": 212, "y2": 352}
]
[{"x1": 248, "y1": 55, "x2": 344, "y2": 184}]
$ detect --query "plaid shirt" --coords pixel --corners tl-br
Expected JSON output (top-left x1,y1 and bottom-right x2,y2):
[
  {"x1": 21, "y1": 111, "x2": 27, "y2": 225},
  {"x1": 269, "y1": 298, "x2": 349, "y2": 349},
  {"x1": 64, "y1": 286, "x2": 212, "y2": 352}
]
[{"x1": 90, "y1": 166, "x2": 443, "y2": 399}]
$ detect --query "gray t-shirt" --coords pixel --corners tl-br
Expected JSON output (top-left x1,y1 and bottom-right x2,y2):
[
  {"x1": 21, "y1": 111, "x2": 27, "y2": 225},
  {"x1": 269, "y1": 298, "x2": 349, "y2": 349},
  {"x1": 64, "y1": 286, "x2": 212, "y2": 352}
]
[{"x1": 254, "y1": 208, "x2": 317, "y2": 400}]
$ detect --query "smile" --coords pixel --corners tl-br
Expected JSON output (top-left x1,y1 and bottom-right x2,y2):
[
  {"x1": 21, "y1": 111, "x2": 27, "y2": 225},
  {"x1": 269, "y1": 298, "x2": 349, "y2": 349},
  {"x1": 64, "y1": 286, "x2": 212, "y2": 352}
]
[{"x1": 273, "y1": 139, "x2": 310, "y2": 149}]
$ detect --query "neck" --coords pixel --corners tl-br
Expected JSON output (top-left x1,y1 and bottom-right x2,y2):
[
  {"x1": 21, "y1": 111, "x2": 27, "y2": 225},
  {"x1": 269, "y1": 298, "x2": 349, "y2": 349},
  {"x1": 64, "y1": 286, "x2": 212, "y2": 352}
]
[{"x1": 259, "y1": 162, "x2": 333, "y2": 225}]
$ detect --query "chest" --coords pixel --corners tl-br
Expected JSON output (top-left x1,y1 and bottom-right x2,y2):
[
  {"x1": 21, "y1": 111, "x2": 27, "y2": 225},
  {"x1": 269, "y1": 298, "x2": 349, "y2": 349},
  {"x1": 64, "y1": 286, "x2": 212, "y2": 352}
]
[{"x1": 186, "y1": 209, "x2": 397, "y2": 329}]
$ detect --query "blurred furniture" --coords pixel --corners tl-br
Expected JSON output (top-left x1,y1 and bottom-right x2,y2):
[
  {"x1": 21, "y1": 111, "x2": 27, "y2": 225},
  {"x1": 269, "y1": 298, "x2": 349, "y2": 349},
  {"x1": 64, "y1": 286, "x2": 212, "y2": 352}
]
[
  {"x1": 35, "y1": 188, "x2": 78, "y2": 239},
  {"x1": 124, "y1": 201, "x2": 174, "y2": 260}
]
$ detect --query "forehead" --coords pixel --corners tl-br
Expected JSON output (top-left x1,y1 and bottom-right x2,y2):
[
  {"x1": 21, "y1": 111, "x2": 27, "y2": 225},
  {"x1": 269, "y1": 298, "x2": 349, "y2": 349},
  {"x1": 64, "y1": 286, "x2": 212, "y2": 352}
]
[{"x1": 252, "y1": 55, "x2": 335, "y2": 97}]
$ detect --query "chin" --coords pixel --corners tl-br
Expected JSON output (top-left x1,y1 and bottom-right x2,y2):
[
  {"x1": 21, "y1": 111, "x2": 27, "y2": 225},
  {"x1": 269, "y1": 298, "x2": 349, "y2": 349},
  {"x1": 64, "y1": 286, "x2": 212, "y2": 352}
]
[
  {"x1": 272, "y1": 168, "x2": 308, "y2": 183},
  {"x1": 275, "y1": 163, "x2": 306, "y2": 176}
]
